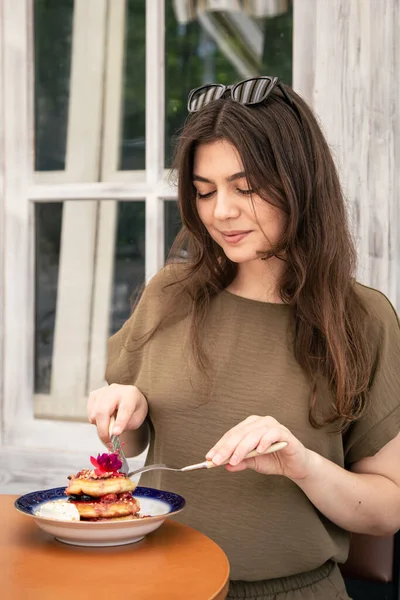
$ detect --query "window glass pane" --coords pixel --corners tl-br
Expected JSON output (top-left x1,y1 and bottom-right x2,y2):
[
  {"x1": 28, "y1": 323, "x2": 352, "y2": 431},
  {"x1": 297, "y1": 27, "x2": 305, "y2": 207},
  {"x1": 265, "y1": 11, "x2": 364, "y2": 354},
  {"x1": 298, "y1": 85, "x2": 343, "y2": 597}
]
[
  {"x1": 35, "y1": 203, "x2": 63, "y2": 393},
  {"x1": 34, "y1": 0, "x2": 74, "y2": 171},
  {"x1": 165, "y1": 0, "x2": 293, "y2": 166},
  {"x1": 111, "y1": 202, "x2": 145, "y2": 334},
  {"x1": 119, "y1": 0, "x2": 146, "y2": 170},
  {"x1": 34, "y1": 201, "x2": 145, "y2": 394},
  {"x1": 164, "y1": 201, "x2": 183, "y2": 260}
]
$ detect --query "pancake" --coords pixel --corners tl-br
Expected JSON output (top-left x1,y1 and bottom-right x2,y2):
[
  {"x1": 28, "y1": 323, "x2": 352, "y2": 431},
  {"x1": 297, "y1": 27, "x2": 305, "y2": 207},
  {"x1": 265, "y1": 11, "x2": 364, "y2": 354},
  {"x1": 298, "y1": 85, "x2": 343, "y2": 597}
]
[
  {"x1": 66, "y1": 469, "x2": 136, "y2": 497},
  {"x1": 69, "y1": 492, "x2": 140, "y2": 520},
  {"x1": 65, "y1": 453, "x2": 141, "y2": 521}
]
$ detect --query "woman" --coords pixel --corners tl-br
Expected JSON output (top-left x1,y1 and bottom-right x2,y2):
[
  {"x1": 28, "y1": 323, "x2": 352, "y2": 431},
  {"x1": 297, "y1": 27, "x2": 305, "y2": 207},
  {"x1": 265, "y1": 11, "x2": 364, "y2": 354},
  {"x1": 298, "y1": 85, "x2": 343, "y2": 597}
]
[{"x1": 88, "y1": 77, "x2": 400, "y2": 599}]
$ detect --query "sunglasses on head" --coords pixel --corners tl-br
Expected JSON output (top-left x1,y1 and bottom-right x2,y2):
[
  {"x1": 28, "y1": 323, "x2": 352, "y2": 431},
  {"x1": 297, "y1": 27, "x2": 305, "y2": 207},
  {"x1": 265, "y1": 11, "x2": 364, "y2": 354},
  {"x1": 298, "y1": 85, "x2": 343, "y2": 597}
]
[{"x1": 187, "y1": 76, "x2": 299, "y2": 117}]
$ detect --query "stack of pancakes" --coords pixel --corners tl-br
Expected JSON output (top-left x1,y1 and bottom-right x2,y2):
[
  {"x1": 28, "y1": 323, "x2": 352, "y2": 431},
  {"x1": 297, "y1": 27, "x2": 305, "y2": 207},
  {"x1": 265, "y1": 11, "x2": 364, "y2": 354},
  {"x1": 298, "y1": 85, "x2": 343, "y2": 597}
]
[{"x1": 66, "y1": 469, "x2": 140, "y2": 520}]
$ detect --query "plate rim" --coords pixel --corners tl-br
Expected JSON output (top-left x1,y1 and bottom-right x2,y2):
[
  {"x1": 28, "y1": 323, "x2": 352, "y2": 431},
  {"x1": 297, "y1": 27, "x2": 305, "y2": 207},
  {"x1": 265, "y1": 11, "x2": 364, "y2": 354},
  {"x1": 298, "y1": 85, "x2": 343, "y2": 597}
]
[{"x1": 14, "y1": 485, "x2": 186, "y2": 525}]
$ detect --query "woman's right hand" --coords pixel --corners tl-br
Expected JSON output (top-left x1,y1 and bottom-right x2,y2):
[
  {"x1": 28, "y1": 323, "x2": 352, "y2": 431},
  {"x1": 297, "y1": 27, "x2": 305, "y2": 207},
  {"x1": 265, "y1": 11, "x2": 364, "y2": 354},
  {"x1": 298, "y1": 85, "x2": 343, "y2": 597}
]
[{"x1": 87, "y1": 383, "x2": 148, "y2": 445}]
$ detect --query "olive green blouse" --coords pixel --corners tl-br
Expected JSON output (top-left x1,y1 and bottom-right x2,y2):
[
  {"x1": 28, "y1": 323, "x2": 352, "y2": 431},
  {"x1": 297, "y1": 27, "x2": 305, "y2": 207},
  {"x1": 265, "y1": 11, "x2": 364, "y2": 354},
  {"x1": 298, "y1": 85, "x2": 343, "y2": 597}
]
[{"x1": 106, "y1": 266, "x2": 400, "y2": 581}]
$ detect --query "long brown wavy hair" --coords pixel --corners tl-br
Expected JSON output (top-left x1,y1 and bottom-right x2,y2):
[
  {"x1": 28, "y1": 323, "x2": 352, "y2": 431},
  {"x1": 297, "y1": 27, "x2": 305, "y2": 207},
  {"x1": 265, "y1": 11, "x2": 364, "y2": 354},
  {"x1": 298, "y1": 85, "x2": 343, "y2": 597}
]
[{"x1": 155, "y1": 85, "x2": 373, "y2": 429}]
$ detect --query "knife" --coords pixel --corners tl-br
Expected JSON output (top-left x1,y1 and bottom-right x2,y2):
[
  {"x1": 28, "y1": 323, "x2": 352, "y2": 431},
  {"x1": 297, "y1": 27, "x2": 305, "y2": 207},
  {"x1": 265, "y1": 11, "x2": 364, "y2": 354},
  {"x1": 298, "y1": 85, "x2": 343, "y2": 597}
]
[{"x1": 108, "y1": 415, "x2": 129, "y2": 475}]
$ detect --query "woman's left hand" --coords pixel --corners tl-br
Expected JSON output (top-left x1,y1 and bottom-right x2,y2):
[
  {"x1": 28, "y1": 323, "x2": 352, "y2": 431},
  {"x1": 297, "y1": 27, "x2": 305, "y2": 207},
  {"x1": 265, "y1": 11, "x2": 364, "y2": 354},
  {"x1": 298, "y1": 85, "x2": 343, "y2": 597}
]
[{"x1": 206, "y1": 415, "x2": 311, "y2": 481}]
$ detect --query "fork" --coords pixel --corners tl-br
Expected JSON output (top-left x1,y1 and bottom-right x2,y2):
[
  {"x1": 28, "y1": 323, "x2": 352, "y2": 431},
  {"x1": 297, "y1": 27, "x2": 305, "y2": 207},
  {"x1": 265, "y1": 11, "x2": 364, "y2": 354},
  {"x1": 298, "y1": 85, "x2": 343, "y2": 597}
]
[
  {"x1": 127, "y1": 441, "x2": 288, "y2": 478},
  {"x1": 108, "y1": 416, "x2": 130, "y2": 475}
]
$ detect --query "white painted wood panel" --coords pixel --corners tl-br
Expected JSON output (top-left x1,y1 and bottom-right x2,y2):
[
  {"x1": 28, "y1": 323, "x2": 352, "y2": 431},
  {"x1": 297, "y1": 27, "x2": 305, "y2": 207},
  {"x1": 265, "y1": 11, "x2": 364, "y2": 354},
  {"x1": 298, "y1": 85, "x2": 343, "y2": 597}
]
[
  {"x1": 0, "y1": 0, "x2": 4, "y2": 447},
  {"x1": 101, "y1": 0, "x2": 146, "y2": 183},
  {"x1": 28, "y1": 181, "x2": 177, "y2": 201},
  {"x1": 294, "y1": 0, "x2": 400, "y2": 311},
  {"x1": 146, "y1": 0, "x2": 165, "y2": 186},
  {"x1": 146, "y1": 194, "x2": 165, "y2": 282},
  {"x1": 87, "y1": 200, "x2": 118, "y2": 394},
  {"x1": 2, "y1": 0, "x2": 34, "y2": 442},
  {"x1": 145, "y1": 1, "x2": 166, "y2": 282},
  {"x1": 34, "y1": 0, "x2": 108, "y2": 184},
  {"x1": 66, "y1": 0, "x2": 107, "y2": 181},
  {"x1": 36, "y1": 201, "x2": 98, "y2": 419}
]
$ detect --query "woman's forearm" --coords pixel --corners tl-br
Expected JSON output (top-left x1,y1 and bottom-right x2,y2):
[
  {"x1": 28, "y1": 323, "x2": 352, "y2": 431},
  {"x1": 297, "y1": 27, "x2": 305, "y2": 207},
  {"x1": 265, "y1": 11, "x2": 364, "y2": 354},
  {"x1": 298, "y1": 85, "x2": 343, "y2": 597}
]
[{"x1": 292, "y1": 450, "x2": 400, "y2": 536}]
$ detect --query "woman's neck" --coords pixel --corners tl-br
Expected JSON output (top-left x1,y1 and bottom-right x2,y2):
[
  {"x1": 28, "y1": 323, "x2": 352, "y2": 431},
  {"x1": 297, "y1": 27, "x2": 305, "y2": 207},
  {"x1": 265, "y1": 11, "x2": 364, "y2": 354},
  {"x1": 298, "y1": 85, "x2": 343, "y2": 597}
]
[{"x1": 226, "y1": 257, "x2": 285, "y2": 303}]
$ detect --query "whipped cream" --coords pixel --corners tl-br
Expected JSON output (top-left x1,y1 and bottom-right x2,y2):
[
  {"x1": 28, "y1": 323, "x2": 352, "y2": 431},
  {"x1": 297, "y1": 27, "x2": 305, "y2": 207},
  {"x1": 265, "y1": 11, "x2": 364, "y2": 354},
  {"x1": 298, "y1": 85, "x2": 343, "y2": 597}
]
[{"x1": 36, "y1": 499, "x2": 80, "y2": 522}]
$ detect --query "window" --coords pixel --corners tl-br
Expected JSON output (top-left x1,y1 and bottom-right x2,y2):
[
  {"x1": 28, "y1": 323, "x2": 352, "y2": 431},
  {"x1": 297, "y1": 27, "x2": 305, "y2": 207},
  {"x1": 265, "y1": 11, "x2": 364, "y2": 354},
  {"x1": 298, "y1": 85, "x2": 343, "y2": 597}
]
[
  {"x1": 2, "y1": 0, "x2": 292, "y2": 455},
  {"x1": 32, "y1": 0, "x2": 292, "y2": 421}
]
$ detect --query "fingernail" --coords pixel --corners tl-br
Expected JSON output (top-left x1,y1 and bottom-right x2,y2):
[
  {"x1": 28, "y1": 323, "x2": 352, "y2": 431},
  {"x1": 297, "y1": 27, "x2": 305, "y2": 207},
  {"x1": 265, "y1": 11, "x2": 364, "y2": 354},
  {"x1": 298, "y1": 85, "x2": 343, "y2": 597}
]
[
  {"x1": 206, "y1": 450, "x2": 215, "y2": 460},
  {"x1": 113, "y1": 426, "x2": 121, "y2": 435},
  {"x1": 257, "y1": 445, "x2": 264, "y2": 453},
  {"x1": 230, "y1": 454, "x2": 239, "y2": 465},
  {"x1": 212, "y1": 453, "x2": 222, "y2": 465}
]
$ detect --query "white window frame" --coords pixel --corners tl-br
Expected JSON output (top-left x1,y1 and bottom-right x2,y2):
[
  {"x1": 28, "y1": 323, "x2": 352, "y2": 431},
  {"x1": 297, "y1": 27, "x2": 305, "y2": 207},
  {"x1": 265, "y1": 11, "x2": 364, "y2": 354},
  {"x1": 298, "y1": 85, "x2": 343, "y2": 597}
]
[{"x1": 1, "y1": 0, "x2": 173, "y2": 460}]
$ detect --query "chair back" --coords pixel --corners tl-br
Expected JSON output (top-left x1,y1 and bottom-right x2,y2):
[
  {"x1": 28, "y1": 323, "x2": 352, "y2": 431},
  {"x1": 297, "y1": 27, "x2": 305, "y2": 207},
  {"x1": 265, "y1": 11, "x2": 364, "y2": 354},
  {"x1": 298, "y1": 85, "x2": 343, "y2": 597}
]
[{"x1": 340, "y1": 533, "x2": 395, "y2": 583}]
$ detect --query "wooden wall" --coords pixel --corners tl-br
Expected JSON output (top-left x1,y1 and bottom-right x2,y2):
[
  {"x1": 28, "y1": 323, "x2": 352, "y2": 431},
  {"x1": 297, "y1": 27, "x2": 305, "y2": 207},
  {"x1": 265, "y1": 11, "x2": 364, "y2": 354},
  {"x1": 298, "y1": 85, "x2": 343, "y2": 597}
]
[{"x1": 293, "y1": 0, "x2": 400, "y2": 311}]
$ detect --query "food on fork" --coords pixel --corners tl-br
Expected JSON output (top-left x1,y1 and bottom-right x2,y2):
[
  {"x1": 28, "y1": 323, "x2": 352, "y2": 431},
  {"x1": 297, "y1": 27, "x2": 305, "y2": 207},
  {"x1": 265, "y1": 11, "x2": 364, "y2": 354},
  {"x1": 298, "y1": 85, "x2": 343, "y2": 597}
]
[{"x1": 65, "y1": 452, "x2": 141, "y2": 520}]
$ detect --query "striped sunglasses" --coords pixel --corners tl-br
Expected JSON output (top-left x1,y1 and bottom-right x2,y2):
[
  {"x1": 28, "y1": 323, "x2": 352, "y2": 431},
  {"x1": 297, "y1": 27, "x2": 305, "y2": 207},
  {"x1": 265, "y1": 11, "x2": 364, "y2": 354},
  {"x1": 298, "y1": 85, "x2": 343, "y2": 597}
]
[{"x1": 187, "y1": 76, "x2": 297, "y2": 115}]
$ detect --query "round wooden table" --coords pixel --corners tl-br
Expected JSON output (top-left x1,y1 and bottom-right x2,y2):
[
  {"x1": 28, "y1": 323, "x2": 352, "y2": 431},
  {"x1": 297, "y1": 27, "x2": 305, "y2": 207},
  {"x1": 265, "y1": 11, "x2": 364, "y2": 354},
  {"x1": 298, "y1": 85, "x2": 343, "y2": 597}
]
[{"x1": 1, "y1": 495, "x2": 229, "y2": 599}]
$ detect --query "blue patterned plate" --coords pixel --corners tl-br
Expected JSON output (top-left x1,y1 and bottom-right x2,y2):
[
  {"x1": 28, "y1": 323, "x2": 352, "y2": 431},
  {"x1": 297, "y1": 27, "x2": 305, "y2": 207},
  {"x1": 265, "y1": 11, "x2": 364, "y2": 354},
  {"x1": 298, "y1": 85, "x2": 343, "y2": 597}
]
[{"x1": 15, "y1": 486, "x2": 185, "y2": 547}]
